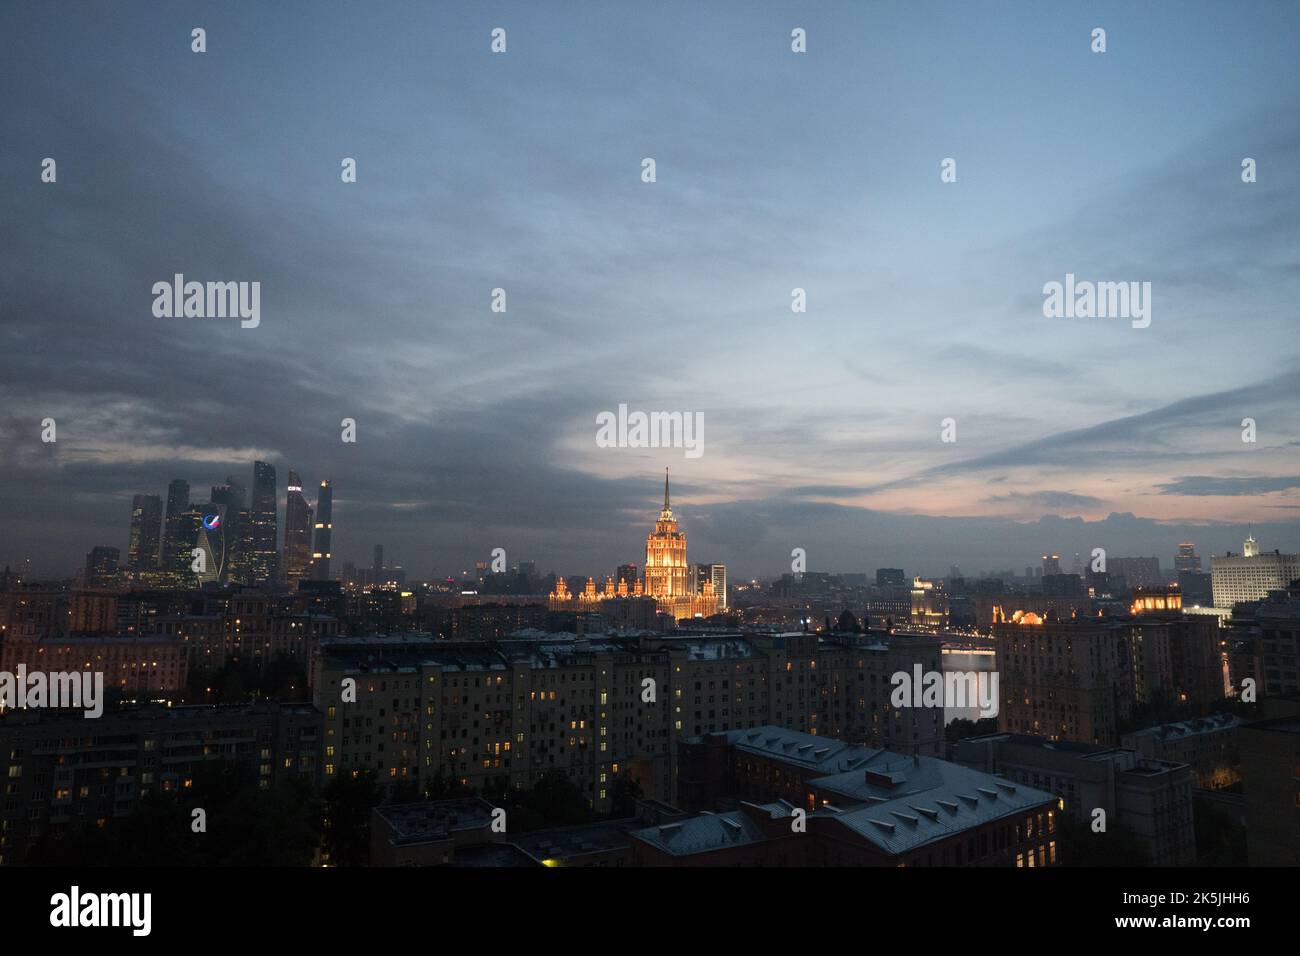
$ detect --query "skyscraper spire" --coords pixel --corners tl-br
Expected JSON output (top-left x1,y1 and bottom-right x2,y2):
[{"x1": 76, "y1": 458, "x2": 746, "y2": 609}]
[{"x1": 664, "y1": 468, "x2": 670, "y2": 511}]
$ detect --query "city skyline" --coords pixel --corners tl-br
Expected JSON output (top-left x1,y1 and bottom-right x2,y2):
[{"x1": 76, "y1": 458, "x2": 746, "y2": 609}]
[
  {"x1": 16, "y1": 456, "x2": 1298, "y2": 586},
  {"x1": 2, "y1": 1, "x2": 1299, "y2": 898}
]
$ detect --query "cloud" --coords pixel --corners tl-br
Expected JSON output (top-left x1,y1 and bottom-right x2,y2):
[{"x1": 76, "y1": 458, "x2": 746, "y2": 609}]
[
  {"x1": 3, "y1": 3, "x2": 1300, "y2": 577},
  {"x1": 983, "y1": 490, "x2": 1103, "y2": 511},
  {"x1": 1157, "y1": 475, "x2": 1300, "y2": 497}
]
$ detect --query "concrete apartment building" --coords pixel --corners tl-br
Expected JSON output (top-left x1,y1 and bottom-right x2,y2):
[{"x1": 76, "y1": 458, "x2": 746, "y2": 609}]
[
  {"x1": 953, "y1": 732, "x2": 1197, "y2": 865},
  {"x1": 1122, "y1": 714, "x2": 1241, "y2": 790},
  {"x1": 1257, "y1": 601, "x2": 1300, "y2": 697},
  {"x1": 994, "y1": 619, "x2": 1135, "y2": 744},
  {"x1": 0, "y1": 702, "x2": 320, "y2": 865},
  {"x1": 310, "y1": 629, "x2": 945, "y2": 815},
  {"x1": 994, "y1": 614, "x2": 1223, "y2": 747},
  {"x1": 0, "y1": 632, "x2": 189, "y2": 700},
  {"x1": 1239, "y1": 696, "x2": 1300, "y2": 866}
]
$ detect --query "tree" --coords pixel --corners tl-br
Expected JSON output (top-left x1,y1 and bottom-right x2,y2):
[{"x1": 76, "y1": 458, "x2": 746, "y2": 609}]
[
  {"x1": 607, "y1": 775, "x2": 644, "y2": 819},
  {"x1": 945, "y1": 717, "x2": 998, "y2": 744},
  {"x1": 27, "y1": 760, "x2": 319, "y2": 867},
  {"x1": 321, "y1": 770, "x2": 380, "y2": 866},
  {"x1": 1054, "y1": 815, "x2": 1152, "y2": 866}
]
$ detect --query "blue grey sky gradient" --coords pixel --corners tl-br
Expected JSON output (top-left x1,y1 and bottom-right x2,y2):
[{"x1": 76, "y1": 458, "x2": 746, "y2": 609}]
[{"x1": 2, "y1": 1, "x2": 1299, "y2": 579}]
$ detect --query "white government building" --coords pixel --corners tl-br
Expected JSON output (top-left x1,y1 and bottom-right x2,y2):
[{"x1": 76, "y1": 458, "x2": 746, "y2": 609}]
[{"x1": 1210, "y1": 535, "x2": 1300, "y2": 607}]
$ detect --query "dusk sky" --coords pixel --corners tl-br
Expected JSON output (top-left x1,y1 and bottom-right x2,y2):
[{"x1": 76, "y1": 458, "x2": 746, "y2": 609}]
[{"x1": 3, "y1": 1, "x2": 1299, "y2": 579}]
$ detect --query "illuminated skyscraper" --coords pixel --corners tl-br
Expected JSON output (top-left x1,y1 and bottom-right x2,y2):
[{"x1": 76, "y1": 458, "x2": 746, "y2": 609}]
[
  {"x1": 710, "y1": 563, "x2": 728, "y2": 610},
  {"x1": 210, "y1": 479, "x2": 246, "y2": 583},
  {"x1": 162, "y1": 479, "x2": 191, "y2": 576},
  {"x1": 1175, "y1": 542, "x2": 1201, "y2": 572},
  {"x1": 84, "y1": 545, "x2": 120, "y2": 588},
  {"x1": 283, "y1": 470, "x2": 313, "y2": 583},
  {"x1": 643, "y1": 470, "x2": 718, "y2": 620},
  {"x1": 310, "y1": 479, "x2": 333, "y2": 580},
  {"x1": 645, "y1": 470, "x2": 690, "y2": 601},
  {"x1": 246, "y1": 460, "x2": 278, "y2": 585},
  {"x1": 549, "y1": 471, "x2": 716, "y2": 618},
  {"x1": 127, "y1": 494, "x2": 161, "y2": 572}
]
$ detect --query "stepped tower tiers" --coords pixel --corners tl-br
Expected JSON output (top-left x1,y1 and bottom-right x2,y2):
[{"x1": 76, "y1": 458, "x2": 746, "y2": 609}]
[
  {"x1": 548, "y1": 469, "x2": 719, "y2": 620},
  {"x1": 645, "y1": 469, "x2": 691, "y2": 601}
]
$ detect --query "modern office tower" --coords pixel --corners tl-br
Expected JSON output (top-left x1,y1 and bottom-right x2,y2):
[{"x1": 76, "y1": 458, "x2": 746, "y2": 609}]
[
  {"x1": 1211, "y1": 535, "x2": 1300, "y2": 607},
  {"x1": 173, "y1": 509, "x2": 204, "y2": 584},
  {"x1": 373, "y1": 544, "x2": 384, "y2": 581},
  {"x1": 710, "y1": 564, "x2": 728, "y2": 610},
  {"x1": 210, "y1": 480, "x2": 247, "y2": 583},
  {"x1": 876, "y1": 568, "x2": 906, "y2": 587},
  {"x1": 1109, "y1": 556, "x2": 1165, "y2": 589},
  {"x1": 1041, "y1": 554, "x2": 1061, "y2": 576},
  {"x1": 126, "y1": 494, "x2": 162, "y2": 571},
  {"x1": 282, "y1": 470, "x2": 313, "y2": 583},
  {"x1": 689, "y1": 563, "x2": 728, "y2": 609},
  {"x1": 1175, "y1": 541, "x2": 1202, "y2": 572},
  {"x1": 210, "y1": 478, "x2": 246, "y2": 513},
  {"x1": 691, "y1": 562, "x2": 712, "y2": 594},
  {"x1": 162, "y1": 478, "x2": 191, "y2": 571},
  {"x1": 244, "y1": 460, "x2": 278, "y2": 585},
  {"x1": 1178, "y1": 570, "x2": 1214, "y2": 606},
  {"x1": 310, "y1": 479, "x2": 333, "y2": 580},
  {"x1": 84, "y1": 546, "x2": 120, "y2": 587}
]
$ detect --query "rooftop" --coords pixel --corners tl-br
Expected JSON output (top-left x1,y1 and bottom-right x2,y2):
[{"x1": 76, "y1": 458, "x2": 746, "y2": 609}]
[
  {"x1": 1124, "y1": 714, "x2": 1242, "y2": 740},
  {"x1": 629, "y1": 809, "x2": 767, "y2": 856},
  {"x1": 695, "y1": 726, "x2": 1058, "y2": 857},
  {"x1": 374, "y1": 798, "x2": 499, "y2": 845}
]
